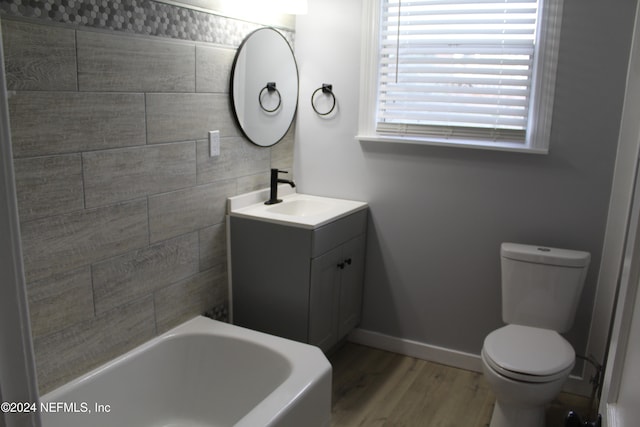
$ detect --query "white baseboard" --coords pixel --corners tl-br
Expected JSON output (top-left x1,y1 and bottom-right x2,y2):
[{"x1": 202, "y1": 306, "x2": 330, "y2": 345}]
[
  {"x1": 347, "y1": 328, "x2": 592, "y2": 397},
  {"x1": 348, "y1": 328, "x2": 483, "y2": 372},
  {"x1": 564, "y1": 373, "x2": 593, "y2": 397}
]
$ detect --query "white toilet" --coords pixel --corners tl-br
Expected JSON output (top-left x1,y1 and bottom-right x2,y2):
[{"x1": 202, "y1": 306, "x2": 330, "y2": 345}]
[{"x1": 482, "y1": 243, "x2": 590, "y2": 427}]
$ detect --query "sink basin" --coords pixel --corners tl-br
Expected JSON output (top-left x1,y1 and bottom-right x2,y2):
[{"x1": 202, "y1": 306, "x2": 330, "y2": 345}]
[
  {"x1": 266, "y1": 199, "x2": 332, "y2": 217},
  {"x1": 227, "y1": 188, "x2": 367, "y2": 229}
]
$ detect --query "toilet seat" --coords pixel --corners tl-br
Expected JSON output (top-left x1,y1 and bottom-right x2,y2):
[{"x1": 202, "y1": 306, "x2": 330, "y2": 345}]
[{"x1": 483, "y1": 324, "x2": 575, "y2": 383}]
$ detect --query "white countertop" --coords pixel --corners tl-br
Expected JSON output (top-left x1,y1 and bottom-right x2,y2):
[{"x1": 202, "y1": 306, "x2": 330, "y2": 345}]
[{"x1": 227, "y1": 187, "x2": 368, "y2": 229}]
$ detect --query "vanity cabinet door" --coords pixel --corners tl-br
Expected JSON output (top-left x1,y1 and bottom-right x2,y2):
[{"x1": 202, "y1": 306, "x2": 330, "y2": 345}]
[
  {"x1": 338, "y1": 234, "x2": 366, "y2": 339},
  {"x1": 309, "y1": 246, "x2": 342, "y2": 352},
  {"x1": 309, "y1": 234, "x2": 366, "y2": 352}
]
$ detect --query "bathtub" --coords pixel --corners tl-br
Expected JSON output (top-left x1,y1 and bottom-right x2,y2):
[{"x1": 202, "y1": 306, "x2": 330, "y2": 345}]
[{"x1": 40, "y1": 316, "x2": 332, "y2": 427}]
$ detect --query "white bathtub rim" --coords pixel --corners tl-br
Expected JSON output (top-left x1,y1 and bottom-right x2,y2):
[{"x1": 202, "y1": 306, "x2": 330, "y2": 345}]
[{"x1": 41, "y1": 316, "x2": 332, "y2": 427}]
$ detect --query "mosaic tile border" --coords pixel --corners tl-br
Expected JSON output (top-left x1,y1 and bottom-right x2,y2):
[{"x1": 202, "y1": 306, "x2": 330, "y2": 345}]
[
  {"x1": 203, "y1": 302, "x2": 229, "y2": 323},
  {"x1": 0, "y1": 0, "x2": 293, "y2": 47}
]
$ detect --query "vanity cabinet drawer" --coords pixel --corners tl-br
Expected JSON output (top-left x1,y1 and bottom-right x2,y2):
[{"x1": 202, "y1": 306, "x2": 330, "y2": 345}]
[{"x1": 312, "y1": 209, "x2": 367, "y2": 257}]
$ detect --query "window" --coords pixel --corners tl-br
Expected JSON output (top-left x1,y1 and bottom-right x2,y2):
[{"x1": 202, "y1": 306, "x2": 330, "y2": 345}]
[{"x1": 357, "y1": 0, "x2": 564, "y2": 153}]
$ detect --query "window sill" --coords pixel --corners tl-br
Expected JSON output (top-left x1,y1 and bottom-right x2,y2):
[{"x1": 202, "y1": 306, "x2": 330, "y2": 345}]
[{"x1": 356, "y1": 134, "x2": 549, "y2": 155}]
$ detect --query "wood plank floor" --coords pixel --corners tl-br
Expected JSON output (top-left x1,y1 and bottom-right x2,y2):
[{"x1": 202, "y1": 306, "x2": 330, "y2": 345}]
[{"x1": 329, "y1": 343, "x2": 592, "y2": 427}]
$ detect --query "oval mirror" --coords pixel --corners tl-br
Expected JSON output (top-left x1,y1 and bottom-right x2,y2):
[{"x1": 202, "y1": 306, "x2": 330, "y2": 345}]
[{"x1": 230, "y1": 27, "x2": 299, "y2": 147}]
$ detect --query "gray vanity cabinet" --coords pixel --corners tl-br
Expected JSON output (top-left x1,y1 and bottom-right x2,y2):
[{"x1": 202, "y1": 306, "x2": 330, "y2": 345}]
[{"x1": 230, "y1": 209, "x2": 367, "y2": 352}]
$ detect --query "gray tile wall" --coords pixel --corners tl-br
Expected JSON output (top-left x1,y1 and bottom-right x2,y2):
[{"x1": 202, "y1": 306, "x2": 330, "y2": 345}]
[{"x1": 2, "y1": 17, "x2": 295, "y2": 393}]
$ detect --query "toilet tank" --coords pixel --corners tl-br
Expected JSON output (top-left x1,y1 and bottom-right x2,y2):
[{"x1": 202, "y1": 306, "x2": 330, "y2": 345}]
[{"x1": 501, "y1": 243, "x2": 590, "y2": 333}]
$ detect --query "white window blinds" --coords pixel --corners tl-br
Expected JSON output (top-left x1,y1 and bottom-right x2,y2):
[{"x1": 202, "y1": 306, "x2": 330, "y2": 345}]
[{"x1": 377, "y1": 0, "x2": 540, "y2": 143}]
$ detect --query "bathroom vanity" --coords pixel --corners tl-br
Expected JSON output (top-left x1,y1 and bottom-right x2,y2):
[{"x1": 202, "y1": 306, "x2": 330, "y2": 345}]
[{"x1": 228, "y1": 188, "x2": 368, "y2": 352}]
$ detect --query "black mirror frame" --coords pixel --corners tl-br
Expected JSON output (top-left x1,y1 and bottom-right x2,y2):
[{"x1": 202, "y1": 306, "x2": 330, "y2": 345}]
[{"x1": 229, "y1": 27, "x2": 299, "y2": 147}]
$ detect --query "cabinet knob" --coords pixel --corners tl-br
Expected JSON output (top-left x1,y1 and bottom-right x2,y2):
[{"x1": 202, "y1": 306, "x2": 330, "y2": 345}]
[{"x1": 337, "y1": 259, "x2": 352, "y2": 269}]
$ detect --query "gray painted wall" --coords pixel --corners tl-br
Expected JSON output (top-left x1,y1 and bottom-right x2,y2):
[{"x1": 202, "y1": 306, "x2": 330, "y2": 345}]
[{"x1": 295, "y1": 0, "x2": 637, "y2": 359}]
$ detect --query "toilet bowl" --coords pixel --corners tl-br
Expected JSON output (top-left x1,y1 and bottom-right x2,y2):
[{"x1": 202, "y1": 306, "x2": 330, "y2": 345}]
[
  {"x1": 481, "y1": 324, "x2": 575, "y2": 427},
  {"x1": 482, "y1": 243, "x2": 590, "y2": 427}
]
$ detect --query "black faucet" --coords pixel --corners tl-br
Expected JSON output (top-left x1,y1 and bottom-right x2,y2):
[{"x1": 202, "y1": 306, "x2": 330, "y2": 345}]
[{"x1": 265, "y1": 168, "x2": 296, "y2": 205}]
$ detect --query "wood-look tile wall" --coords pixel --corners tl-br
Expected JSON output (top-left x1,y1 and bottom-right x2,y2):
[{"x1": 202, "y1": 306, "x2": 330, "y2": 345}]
[{"x1": 2, "y1": 17, "x2": 295, "y2": 393}]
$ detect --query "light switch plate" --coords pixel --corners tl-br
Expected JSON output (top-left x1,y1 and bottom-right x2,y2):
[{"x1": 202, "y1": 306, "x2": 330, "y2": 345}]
[{"x1": 209, "y1": 130, "x2": 220, "y2": 157}]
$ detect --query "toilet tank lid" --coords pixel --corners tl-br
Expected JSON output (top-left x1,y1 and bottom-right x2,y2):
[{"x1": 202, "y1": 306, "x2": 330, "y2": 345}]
[{"x1": 501, "y1": 243, "x2": 590, "y2": 267}]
